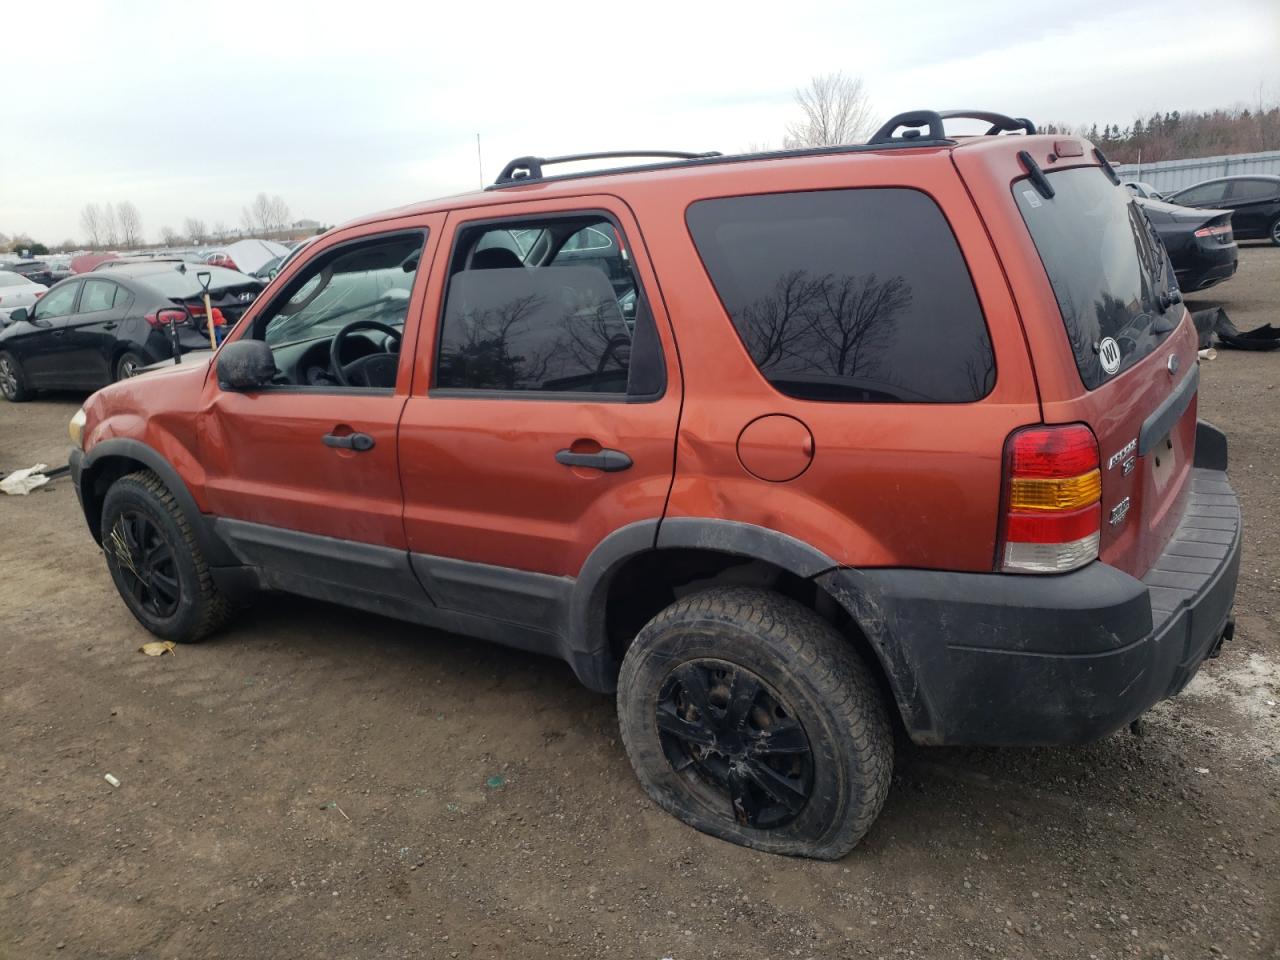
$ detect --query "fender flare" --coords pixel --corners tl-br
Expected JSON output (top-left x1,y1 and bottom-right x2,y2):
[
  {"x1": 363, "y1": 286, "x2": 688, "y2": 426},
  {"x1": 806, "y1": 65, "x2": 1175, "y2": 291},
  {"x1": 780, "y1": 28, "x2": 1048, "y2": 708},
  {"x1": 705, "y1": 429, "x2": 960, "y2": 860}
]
[{"x1": 77, "y1": 437, "x2": 237, "y2": 567}]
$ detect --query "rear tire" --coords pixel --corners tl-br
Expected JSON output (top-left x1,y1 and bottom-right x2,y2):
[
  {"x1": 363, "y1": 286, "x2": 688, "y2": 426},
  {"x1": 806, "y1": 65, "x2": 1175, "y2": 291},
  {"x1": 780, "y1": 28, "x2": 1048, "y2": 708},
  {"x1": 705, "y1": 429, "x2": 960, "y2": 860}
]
[
  {"x1": 0, "y1": 351, "x2": 32, "y2": 402},
  {"x1": 617, "y1": 587, "x2": 893, "y2": 860},
  {"x1": 101, "y1": 470, "x2": 232, "y2": 643},
  {"x1": 114, "y1": 350, "x2": 146, "y2": 381},
  {"x1": 1269, "y1": 216, "x2": 1280, "y2": 247}
]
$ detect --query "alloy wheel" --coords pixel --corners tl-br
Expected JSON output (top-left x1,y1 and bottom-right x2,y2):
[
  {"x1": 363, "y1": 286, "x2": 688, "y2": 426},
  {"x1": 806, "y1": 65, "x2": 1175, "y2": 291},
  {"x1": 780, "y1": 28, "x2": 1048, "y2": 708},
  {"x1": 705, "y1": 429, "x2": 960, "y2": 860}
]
[
  {"x1": 0, "y1": 356, "x2": 17, "y2": 398},
  {"x1": 108, "y1": 510, "x2": 181, "y2": 618},
  {"x1": 656, "y1": 658, "x2": 814, "y2": 829},
  {"x1": 119, "y1": 356, "x2": 139, "y2": 378},
  {"x1": 1272, "y1": 219, "x2": 1280, "y2": 245}
]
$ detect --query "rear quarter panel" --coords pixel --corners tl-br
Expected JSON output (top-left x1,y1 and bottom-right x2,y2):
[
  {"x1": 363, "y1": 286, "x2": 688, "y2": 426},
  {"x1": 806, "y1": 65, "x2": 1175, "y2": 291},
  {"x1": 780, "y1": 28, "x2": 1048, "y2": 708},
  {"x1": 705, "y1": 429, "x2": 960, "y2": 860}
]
[{"x1": 620, "y1": 151, "x2": 1042, "y2": 571}]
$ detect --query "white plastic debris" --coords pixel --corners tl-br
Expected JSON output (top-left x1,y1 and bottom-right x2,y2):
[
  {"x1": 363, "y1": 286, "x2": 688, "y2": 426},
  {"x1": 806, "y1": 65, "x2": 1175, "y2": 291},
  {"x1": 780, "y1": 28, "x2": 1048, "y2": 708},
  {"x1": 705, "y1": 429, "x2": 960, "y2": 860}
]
[
  {"x1": 0, "y1": 463, "x2": 50, "y2": 496},
  {"x1": 1198, "y1": 348, "x2": 1217, "y2": 361},
  {"x1": 104, "y1": 773, "x2": 121, "y2": 788},
  {"x1": 1194, "y1": 767, "x2": 1210, "y2": 775}
]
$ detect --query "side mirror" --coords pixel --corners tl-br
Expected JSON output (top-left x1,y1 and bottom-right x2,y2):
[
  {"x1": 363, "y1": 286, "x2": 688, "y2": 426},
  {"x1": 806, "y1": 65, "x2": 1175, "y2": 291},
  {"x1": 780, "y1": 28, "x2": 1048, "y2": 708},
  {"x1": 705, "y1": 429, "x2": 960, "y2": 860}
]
[
  {"x1": 8, "y1": 307, "x2": 28, "y2": 324},
  {"x1": 216, "y1": 339, "x2": 276, "y2": 391}
]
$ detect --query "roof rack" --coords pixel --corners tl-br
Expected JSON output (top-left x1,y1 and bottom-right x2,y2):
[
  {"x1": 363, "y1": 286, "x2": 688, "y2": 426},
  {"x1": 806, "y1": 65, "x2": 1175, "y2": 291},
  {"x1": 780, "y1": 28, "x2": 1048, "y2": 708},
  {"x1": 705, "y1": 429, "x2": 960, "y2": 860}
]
[
  {"x1": 868, "y1": 109, "x2": 1036, "y2": 144},
  {"x1": 486, "y1": 109, "x2": 1035, "y2": 191},
  {"x1": 493, "y1": 151, "x2": 722, "y2": 186}
]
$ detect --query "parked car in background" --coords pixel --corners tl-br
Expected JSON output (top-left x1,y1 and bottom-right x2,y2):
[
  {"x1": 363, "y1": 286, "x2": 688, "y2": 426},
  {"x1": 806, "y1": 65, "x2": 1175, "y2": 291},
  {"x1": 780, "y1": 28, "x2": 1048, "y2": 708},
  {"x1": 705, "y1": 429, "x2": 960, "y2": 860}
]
[
  {"x1": 252, "y1": 255, "x2": 285, "y2": 281},
  {"x1": 1124, "y1": 181, "x2": 1165, "y2": 200},
  {"x1": 0, "y1": 270, "x2": 48, "y2": 318},
  {"x1": 1136, "y1": 197, "x2": 1237, "y2": 292},
  {"x1": 0, "y1": 263, "x2": 263, "y2": 399},
  {"x1": 71, "y1": 252, "x2": 118, "y2": 274},
  {"x1": 1166, "y1": 175, "x2": 1280, "y2": 245},
  {"x1": 5, "y1": 260, "x2": 56, "y2": 286}
]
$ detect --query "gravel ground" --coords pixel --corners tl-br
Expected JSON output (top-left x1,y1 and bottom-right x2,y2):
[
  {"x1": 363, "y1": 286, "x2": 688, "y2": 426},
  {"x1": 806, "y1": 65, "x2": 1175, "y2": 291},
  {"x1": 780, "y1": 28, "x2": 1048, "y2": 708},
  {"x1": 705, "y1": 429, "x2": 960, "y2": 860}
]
[{"x1": 1, "y1": 245, "x2": 1277, "y2": 960}]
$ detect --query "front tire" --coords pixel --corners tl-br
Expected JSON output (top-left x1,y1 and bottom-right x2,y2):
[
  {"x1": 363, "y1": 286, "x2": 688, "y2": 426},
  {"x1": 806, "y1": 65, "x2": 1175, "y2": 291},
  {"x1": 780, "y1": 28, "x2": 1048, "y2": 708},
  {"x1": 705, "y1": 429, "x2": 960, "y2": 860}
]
[
  {"x1": 101, "y1": 470, "x2": 232, "y2": 642},
  {"x1": 0, "y1": 350, "x2": 32, "y2": 402},
  {"x1": 1269, "y1": 216, "x2": 1280, "y2": 247},
  {"x1": 617, "y1": 587, "x2": 893, "y2": 860}
]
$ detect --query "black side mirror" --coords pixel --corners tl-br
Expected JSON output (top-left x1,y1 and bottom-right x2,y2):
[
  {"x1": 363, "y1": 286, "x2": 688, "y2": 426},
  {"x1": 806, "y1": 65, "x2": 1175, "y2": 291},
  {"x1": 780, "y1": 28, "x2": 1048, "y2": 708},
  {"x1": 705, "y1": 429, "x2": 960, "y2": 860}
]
[
  {"x1": 8, "y1": 307, "x2": 29, "y2": 324},
  {"x1": 216, "y1": 339, "x2": 276, "y2": 391}
]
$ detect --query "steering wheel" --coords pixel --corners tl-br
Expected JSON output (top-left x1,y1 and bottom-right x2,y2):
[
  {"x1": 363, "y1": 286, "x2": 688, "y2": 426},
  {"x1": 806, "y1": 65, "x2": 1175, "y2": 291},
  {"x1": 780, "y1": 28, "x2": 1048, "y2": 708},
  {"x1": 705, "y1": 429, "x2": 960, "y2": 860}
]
[{"x1": 330, "y1": 319, "x2": 402, "y2": 388}]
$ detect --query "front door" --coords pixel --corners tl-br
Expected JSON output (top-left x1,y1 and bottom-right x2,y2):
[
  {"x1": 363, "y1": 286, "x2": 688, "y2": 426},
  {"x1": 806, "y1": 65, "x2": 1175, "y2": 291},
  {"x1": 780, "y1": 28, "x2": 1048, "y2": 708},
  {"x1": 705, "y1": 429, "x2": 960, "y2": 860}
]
[
  {"x1": 398, "y1": 196, "x2": 682, "y2": 589},
  {"x1": 17, "y1": 280, "x2": 81, "y2": 386},
  {"x1": 197, "y1": 217, "x2": 443, "y2": 597}
]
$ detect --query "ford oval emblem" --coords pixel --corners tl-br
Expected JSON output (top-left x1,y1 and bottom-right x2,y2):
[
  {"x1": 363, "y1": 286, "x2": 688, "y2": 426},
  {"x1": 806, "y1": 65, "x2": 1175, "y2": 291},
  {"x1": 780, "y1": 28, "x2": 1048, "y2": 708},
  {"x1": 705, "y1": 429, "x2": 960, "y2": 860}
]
[{"x1": 1167, "y1": 353, "x2": 1180, "y2": 376}]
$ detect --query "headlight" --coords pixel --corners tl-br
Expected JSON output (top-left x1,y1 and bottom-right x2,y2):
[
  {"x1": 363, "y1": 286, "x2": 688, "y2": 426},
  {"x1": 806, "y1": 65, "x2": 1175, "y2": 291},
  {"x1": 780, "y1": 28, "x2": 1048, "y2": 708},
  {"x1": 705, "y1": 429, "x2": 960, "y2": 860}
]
[{"x1": 69, "y1": 408, "x2": 87, "y2": 448}]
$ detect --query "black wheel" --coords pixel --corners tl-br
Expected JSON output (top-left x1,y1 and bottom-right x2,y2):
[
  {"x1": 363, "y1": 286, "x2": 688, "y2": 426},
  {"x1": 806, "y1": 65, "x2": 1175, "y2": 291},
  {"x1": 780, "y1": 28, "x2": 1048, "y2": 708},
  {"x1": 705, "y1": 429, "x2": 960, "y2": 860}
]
[
  {"x1": 617, "y1": 587, "x2": 893, "y2": 860},
  {"x1": 101, "y1": 470, "x2": 232, "y2": 642},
  {"x1": 0, "y1": 350, "x2": 32, "y2": 402},
  {"x1": 115, "y1": 350, "x2": 146, "y2": 381},
  {"x1": 1269, "y1": 216, "x2": 1280, "y2": 247}
]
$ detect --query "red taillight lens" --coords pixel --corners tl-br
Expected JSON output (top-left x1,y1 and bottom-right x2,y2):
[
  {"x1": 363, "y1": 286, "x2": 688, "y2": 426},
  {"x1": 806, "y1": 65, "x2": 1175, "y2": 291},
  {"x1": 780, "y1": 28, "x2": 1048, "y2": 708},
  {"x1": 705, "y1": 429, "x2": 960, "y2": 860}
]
[
  {"x1": 999, "y1": 424, "x2": 1102, "y2": 574},
  {"x1": 145, "y1": 308, "x2": 187, "y2": 328},
  {"x1": 1194, "y1": 224, "x2": 1232, "y2": 239}
]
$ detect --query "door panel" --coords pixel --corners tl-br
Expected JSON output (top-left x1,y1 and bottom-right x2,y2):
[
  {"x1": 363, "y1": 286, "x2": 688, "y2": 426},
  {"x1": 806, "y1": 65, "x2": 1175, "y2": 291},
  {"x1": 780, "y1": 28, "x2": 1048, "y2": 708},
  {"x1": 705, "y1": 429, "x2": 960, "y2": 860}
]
[
  {"x1": 65, "y1": 279, "x2": 128, "y2": 385},
  {"x1": 20, "y1": 281, "x2": 80, "y2": 385},
  {"x1": 197, "y1": 215, "x2": 444, "y2": 560},
  {"x1": 398, "y1": 196, "x2": 682, "y2": 579}
]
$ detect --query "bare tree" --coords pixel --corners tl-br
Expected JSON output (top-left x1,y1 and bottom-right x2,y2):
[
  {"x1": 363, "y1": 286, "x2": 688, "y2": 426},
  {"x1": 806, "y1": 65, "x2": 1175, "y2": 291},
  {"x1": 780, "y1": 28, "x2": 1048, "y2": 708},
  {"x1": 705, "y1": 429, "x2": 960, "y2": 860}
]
[
  {"x1": 267, "y1": 195, "x2": 291, "y2": 233},
  {"x1": 239, "y1": 205, "x2": 257, "y2": 236},
  {"x1": 183, "y1": 217, "x2": 208, "y2": 245},
  {"x1": 57, "y1": 238, "x2": 78, "y2": 253},
  {"x1": 102, "y1": 204, "x2": 120, "y2": 246},
  {"x1": 80, "y1": 203, "x2": 105, "y2": 247},
  {"x1": 784, "y1": 72, "x2": 874, "y2": 148},
  {"x1": 116, "y1": 202, "x2": 143, "y2": 247},
  {"x1": 212, "y1": 220, "x2": 230, "y2": 242},
  {"x1": 160, "y1": 225, "x2": 181, "y2": 246}
]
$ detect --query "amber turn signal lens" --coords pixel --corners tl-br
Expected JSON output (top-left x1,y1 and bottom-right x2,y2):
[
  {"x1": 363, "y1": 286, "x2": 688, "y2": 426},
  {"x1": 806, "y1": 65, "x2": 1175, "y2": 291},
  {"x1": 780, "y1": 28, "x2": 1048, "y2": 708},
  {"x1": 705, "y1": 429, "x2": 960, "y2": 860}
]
[{"x1": 1008, "y1": 468, "x2": 1101, "y2": 512}]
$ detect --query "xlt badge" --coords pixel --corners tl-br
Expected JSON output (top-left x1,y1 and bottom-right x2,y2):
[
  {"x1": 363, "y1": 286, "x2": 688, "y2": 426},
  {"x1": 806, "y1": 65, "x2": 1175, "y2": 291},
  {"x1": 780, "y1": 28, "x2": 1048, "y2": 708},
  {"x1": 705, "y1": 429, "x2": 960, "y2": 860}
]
[{"x1": 1110, "y1": 496, "x2": 1131, "y2": 527}]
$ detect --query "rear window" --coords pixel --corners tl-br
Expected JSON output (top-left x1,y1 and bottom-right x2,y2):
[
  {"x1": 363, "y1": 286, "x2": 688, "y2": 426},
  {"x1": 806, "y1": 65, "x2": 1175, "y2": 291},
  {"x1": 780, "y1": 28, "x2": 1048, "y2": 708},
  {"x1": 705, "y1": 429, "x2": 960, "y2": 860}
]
[
  {"x1": 1015, "y1": 167, "x2": 1176, "y2": 389},
  {"x1": 686, "y1": 189, "x2": 994, "y2": 403},
  {"x1": 136, "y1": 265, "x2": 256, "y2": 298}
]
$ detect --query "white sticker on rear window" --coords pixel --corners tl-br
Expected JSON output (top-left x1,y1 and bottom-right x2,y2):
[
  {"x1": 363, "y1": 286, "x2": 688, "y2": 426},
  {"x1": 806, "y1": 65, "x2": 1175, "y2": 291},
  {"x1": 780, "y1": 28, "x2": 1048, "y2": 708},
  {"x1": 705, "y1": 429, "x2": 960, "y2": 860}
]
[{"x1": 1022, "y1": 189, "x2": 1042, "y2": 209}]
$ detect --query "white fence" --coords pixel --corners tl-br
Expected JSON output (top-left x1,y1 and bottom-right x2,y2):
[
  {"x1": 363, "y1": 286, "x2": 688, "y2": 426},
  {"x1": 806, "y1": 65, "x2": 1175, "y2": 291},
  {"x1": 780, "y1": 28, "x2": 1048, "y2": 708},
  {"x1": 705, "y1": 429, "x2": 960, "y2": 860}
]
[{"x1": 1114, "y1": 150, "x2": 1280, "y2": 193}]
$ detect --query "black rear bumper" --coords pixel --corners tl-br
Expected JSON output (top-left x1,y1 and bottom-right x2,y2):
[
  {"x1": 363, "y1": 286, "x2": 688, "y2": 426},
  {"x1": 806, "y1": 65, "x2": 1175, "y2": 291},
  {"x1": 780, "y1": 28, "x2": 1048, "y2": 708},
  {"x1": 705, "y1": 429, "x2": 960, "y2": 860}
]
[{"x1": 818, "y1": 432, "x2": 1241, "y2": 746}]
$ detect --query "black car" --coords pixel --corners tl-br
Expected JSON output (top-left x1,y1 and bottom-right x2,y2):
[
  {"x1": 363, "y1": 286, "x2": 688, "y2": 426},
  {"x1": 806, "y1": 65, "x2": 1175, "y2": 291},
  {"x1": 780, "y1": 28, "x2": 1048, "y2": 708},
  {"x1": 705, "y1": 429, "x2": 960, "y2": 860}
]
[
  {"x1": 1166, "y1": 175, "x2": 1280, "y2": 245},
  {"x1": 1136, "y1": 197, "x2": 1238, "y2": 292},
  {"x1": 4, "y1": 260, "x2": 56, "y2": 286},
  {"x1": 0, "y1": 263, "x2": 262, "y2": 401}
]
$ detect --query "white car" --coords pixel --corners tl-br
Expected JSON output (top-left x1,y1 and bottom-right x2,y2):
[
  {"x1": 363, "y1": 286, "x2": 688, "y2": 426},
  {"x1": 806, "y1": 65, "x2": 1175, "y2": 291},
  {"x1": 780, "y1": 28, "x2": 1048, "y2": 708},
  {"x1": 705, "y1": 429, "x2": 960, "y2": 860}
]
[{"x1": 0, "y1": 270, "x2": 45, "y2": 320}]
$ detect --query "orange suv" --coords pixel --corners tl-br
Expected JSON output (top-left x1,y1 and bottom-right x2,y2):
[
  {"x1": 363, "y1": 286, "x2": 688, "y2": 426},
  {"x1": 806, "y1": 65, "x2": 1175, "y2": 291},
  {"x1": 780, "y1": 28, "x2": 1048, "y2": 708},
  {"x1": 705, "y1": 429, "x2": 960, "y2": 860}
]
[{"x1": 68, "y1": 110, "x2": 1241, "y2": 859}]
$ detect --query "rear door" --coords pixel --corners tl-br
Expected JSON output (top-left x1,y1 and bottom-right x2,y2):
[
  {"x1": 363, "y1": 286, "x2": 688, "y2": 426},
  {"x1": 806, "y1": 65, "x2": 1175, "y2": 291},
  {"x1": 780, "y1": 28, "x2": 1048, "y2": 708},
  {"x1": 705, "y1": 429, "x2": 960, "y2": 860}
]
[
  {"x1": 1223, "y1": 178, "x2": 1279, "y2": 237},
  {"x1": 398, "y1": 195, "x2": 681, "y2": 587},
  {"x1": 64, "y1": 278, "x2": 130, "y2": 384},
  {"x1": 957, "y1": 142, "x2": 1199, "y2": 578}
]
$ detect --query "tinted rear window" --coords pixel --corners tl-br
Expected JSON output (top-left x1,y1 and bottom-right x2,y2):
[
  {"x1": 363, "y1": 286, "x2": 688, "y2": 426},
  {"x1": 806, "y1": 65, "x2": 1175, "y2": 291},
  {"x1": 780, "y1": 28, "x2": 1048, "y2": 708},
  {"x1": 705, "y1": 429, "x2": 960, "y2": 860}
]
[
  {"x1": 135, "y1": 265, "x2": 256, "y2": 298},
  {"x1": 686, "y1": 189, "x2": 994, "y2": 403},
  {"x1": 1014, "y1": 167, "x2": 1176, "y2": 389}
]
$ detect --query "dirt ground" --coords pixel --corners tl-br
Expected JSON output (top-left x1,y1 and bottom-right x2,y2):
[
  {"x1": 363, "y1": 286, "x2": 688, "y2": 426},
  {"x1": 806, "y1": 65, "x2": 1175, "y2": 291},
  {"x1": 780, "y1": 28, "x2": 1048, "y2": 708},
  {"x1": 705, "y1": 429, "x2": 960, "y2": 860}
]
[{"x1": 1, "y1": 246, "x2": 1277, "y2": 960}]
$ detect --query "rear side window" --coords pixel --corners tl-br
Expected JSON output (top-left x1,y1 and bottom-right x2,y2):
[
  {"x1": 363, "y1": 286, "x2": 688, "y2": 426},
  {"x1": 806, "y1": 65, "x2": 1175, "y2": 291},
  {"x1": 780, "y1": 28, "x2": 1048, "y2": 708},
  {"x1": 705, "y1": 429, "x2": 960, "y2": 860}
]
[
  {"x1": 1015, "y1": 166, "x2": 1176, "y2": 389},
  {"x1": 686, "y1": 189, "x2": 994, "y2": 403}
]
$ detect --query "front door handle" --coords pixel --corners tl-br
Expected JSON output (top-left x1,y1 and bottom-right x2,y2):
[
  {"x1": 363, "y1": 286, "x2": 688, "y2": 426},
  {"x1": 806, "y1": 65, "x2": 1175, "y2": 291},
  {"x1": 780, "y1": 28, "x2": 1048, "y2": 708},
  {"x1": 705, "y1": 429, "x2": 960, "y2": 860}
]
[
  {"x1": 323, "y1": 432, "x2": 375, "y2": 452},
  {"x1": 103, "y1": 322, "x2": 118, "y2": 330},
  {"x1": 555, "y1": 448, "x2": 632, "y2": 472}
]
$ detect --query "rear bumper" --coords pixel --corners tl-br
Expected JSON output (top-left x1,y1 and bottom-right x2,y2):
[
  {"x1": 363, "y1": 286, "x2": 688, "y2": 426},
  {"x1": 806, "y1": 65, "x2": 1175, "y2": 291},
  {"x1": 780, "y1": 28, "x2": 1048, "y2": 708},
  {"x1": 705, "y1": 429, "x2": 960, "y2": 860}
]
[
  {"x1": 1175, "y1": 242, "x2": 1238, "y2": 291},
  {"x1": 818, "y1": 433, "x2": 1241, "y2": 746}
]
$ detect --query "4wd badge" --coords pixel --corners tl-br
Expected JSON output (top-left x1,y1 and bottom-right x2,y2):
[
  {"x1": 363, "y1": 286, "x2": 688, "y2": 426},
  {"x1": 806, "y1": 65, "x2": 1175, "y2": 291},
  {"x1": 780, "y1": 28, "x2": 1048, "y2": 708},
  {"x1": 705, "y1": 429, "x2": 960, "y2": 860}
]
[{"x1": 1098, "y1": 337, "x2": 1121, "y2": 375}]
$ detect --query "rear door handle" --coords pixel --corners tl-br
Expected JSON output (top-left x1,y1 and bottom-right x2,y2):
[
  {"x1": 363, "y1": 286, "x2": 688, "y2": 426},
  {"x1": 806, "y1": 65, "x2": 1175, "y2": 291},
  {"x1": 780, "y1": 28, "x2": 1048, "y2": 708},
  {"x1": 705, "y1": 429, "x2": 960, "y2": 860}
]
[
  {"x1": 555, "y1": 448, "x2": 632, "y2": 472},
  {"x1": 323, "y1": 432, "x2": 375, "y2": 452}
]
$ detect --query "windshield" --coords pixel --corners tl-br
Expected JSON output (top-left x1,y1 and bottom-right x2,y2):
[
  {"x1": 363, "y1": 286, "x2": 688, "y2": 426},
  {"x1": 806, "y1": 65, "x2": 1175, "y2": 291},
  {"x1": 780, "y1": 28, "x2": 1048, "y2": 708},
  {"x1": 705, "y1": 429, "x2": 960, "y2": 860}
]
[
  {"x1": 1015, "y1": 166, "x2": 1177, "y2": 389},
  {"x1": 263, "y1": 235, "x2": 422, "y2": 349}
]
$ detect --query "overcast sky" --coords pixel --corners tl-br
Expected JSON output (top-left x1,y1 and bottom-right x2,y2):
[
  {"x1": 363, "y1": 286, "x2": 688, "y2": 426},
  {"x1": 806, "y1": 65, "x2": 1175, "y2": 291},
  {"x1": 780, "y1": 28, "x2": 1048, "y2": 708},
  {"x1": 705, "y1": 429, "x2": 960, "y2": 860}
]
[{"x1": 3, "y1": 0, "x2": 1277, "y2": 245}]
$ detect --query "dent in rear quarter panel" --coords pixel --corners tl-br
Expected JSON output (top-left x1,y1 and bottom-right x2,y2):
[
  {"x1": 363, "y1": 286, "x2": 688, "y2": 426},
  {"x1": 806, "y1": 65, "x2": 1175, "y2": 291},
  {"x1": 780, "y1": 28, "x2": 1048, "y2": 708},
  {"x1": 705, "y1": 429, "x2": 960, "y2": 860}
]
[
  {"x1": 624, "y1": 150, "x2": 1042, "y2": 571},
  {"x1": 952, "y1": 138, "x2": 1201, "y2": 578},
  {"x1": 82, "y1": 357, "x2": 215, "y2": 508}
]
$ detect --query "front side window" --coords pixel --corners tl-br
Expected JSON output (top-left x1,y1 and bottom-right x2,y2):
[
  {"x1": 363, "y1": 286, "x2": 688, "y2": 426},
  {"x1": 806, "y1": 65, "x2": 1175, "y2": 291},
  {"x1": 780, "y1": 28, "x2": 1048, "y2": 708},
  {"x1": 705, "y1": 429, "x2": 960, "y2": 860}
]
[
  {"x1": 259, "y1": 234, "x2": 423, "y2": 350},
  {"x1": 687, "y1": 189, "x2": 995, "y2": 403},
  {"x1": 435, "y1": 214, "x2": 663, "y2": 397},
  {"x1": 32, "y1": 282, "x2": 78, "y2": 320},
  {"x1": 79, "y1": 279, "x2": 119, "y2": 313}
]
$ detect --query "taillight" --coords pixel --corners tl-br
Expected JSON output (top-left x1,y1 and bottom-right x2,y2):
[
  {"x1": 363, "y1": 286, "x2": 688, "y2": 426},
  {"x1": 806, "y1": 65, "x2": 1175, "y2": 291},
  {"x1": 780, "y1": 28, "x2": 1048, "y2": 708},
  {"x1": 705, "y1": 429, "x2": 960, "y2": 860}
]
[
  {"x1": 145, "y1": 308, "x2": 187, "y2": 328},
  {"x1": 1194, "y1": 224, "x2": 1232, "y2": 240},
  {"x1": 998, "y1": 424, "x2": 1102, "y2": 574}
]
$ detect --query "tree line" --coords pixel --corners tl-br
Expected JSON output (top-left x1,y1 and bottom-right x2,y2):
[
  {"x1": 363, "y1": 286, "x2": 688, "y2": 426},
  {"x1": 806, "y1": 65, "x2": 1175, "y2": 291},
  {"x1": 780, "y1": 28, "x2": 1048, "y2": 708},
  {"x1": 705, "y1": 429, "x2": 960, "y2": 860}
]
[{"x1": 1040, "y1": 104, "x2": 1280, "y2": 164}]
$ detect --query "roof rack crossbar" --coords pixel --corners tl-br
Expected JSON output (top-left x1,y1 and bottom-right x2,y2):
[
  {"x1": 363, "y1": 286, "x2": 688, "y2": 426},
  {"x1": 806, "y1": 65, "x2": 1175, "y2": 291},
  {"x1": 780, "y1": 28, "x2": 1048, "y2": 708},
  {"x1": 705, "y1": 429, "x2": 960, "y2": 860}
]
[
  {"x1": 936, "y1": 110, "x2": 1037, "y2": 136},
  {"x1": 494, "y1": 150, "x2": 722, "y2": 185}
]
